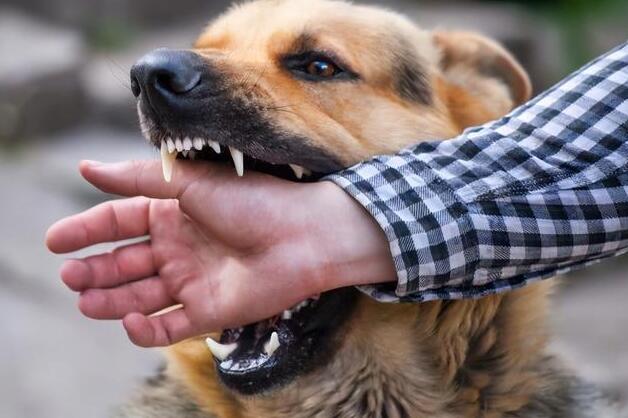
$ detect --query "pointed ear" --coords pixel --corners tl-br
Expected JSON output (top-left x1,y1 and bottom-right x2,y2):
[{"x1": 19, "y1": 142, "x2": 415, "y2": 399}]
[{"x1": 433, "y1": 31, "x2": 532, "y2": 127}]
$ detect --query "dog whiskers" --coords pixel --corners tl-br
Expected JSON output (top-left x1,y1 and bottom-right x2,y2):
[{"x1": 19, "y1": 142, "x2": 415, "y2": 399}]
[
  {"x1": 265, "y1": 104, "x2": 301, "y2": 117},
  {"x1": 105, "y1": 56, "x2": 133, "y2": 92}
]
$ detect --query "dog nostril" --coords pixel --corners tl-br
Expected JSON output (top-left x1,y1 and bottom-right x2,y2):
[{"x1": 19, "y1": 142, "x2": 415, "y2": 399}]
[
  {"x1": 154, "y1": 69, "x2": 201, "y2": 95},
  {"x1": 132, "y1": 49, "x2": 206, "y2": 102},
  {"x1": 130, "y1": 76, "x2": 141, "y2": 98}
]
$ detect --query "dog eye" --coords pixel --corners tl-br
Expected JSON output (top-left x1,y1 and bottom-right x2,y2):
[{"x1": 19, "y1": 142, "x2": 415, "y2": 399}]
[
  {"x1": 283, "y1": 52, "x2": 357, "y2": 82},
  {"x1": 305, "y1": 60, "x2": 339, "y2": 78}
]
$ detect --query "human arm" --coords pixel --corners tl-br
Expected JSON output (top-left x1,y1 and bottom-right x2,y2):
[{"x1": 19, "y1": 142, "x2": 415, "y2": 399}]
[
  {"x1": 326, "y1": 42, "x2": 628, "y2": 302},
  {"x1": 45, "y1": 161, "x2": 396, "y2": 347}
]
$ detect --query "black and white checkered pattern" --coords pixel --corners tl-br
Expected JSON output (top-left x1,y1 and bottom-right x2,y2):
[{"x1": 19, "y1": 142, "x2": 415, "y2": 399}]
[{"x1": 326, "y1": 42, "x2": 628, "y2": 303}]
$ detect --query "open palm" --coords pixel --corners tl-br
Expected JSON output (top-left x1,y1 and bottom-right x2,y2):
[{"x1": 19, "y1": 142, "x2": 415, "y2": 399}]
[{"x1": 46, "y1": 160, "x2": 340, "y2": 346}]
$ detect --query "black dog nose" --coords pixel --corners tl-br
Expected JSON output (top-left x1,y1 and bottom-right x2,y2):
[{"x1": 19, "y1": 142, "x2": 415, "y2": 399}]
[{"x1": 130, "y1": 49, "x2": 203, "y2": 99}]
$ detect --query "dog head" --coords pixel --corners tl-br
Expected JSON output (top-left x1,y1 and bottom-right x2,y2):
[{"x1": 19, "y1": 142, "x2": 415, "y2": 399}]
[{"x1": 131, "y1": 0, "x2": 531, "y2": 398}]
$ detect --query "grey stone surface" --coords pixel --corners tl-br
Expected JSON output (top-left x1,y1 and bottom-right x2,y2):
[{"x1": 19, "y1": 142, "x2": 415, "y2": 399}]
[
  {"x1": 2, "y1": 0, "x2": 232, "y2": 29},
  {"x1": 0, "y1": 10, "x2": 83, "y2": 85},
  {"x1": 0, "y1": 9, "x2": 86, "y2": 142}
]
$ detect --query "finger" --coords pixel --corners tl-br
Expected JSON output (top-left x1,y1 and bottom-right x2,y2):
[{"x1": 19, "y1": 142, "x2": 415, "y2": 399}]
[
  {"x1": 60, "y1": 241, "x2": 156, "y2": 292},
  {"x1": 46, "y1": 196, "x2": 150, "y2": 254},
  {"x1": 123, "y1": 309, "x2": 201, "y2": 347},
  {"x1": 79, "y1": 159, "x2": 215, "y2": 200},
  {"x1": 78, "y1": 276, "x2": 176, "y2": 320}
]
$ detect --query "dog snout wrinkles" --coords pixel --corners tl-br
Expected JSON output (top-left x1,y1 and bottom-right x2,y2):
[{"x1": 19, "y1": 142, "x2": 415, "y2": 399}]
[{"x1": 130, "y1": 48, "x2": 204, "y2": 111}]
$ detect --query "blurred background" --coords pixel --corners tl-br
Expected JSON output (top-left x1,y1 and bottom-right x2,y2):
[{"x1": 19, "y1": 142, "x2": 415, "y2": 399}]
[{"x1": 0, "y1": 0, "x2": 626, "y2": 417}]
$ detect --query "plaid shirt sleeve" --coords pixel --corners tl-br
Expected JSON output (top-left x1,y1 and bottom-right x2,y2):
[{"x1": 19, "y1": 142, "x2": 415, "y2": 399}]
[{"x1": 325, "y1": 42, "x2": 628, "y2": 303}]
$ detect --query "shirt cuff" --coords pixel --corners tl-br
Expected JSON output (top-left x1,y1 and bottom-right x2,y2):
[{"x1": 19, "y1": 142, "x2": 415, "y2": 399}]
[{"x1": 324, "y1": 151, "x2": 480, "y2": 302}]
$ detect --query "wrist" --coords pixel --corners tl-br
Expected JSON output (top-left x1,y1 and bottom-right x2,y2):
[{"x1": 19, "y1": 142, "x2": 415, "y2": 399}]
[{"x1": 306, "y1": 181, "x2": 397, "y2": 292}]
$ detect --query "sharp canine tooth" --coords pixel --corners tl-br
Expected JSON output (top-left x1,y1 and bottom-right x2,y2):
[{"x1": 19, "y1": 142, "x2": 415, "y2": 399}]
[
  {"x1": 193, "y1": 138, "x2": 204, "y2": 150},
  {"x1": 208, "y1": 140, "x2": 221, "y2": 154},
  {"x1": 205, "y1": 337, "x2": 238, "y2": 361},
  {"x1": 175, "y1": 139, "x2": 183, "y2": 152},
  {"x1": 167, "y1": 139, "x2": 176, "y2": 154},
  {"x1": 289, "y1": 164, "x2": 305, "y2": 179},
  {"x1": 160, "y1": 141, "x2": 177, "y2": 183},
  {"x1": 182, "y1": 150, "x2": 189, "y2": 158},
  {"x1": 264, "y1": 332, "x2": 280, "y2": 356},
  {"x1": 229, "y1": 147, "x2": 244, "y2": 177}
]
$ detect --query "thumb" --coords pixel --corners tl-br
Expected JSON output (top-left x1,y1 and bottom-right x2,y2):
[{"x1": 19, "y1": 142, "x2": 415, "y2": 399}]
[{"x1": 79, "y1": 159, "x2": 216, "y2": 200}]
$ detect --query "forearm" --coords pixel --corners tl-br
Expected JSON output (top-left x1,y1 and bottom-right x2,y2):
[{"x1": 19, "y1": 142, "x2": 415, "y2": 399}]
[
  {"x1": 306, "y1": 181, "x2": 397, "y2": 292},
  {"x1": 326, "y1": 42, "x2": 628, "y2": 302}
]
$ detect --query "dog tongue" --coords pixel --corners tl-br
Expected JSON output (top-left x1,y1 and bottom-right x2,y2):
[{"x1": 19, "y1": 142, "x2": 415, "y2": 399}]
[{"x1": 160, "y1": 141, "x2": 177, "y2": 183}]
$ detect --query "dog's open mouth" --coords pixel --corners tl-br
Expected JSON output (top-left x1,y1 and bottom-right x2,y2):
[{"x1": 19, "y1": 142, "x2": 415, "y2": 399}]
[
  {"x1": 210, "y1": 295, "x2": 320, "y2": 374},
  {"x1": 203, "y1": 288, "x2": 358, "y2": 394},
  {"x1": 157, "y1": 137, "x2": 326, "y2": 183}
]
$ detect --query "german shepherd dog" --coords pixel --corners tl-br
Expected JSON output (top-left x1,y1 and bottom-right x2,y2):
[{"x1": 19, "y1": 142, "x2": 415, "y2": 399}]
[{"x1": 118, "y1": 1, "x2": 623, "y2": 417}]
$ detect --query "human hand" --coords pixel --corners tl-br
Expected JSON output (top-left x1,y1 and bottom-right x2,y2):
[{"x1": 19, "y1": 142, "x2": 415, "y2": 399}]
[{"x1": 45, "y1": 160, "x2": 395, "y2": 347}]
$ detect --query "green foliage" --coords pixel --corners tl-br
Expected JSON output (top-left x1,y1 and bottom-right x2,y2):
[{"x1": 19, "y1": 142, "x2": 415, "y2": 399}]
[
  {"x1": 86, "y1": 19, "x2": 137, "y2": 52},
  {"x1": 482, "y1": 0, "x2": 628, "y2": 70}
]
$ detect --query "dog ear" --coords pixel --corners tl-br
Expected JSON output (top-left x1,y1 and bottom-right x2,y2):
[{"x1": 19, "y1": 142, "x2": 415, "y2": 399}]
[{"x1": 433, "y1": 31, "x2": 532, "y2": 127}]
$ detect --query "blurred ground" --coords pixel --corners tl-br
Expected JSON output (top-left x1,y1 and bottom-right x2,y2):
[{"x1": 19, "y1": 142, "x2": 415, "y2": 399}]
[
  {"x1": 0, "y1": 1, "x2": 626, "y2": 417},
  {"x1": 0, "y1": 131, "x2": 161, "y2": 418}
]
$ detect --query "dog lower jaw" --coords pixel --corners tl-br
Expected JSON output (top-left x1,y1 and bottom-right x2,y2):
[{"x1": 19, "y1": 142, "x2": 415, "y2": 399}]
[
  {"x1": 206, "y1": 296, "x2": 319, "y2": 365},
  {"x1": 207, "y1": 288, "x2": 359, "y2": 396}
]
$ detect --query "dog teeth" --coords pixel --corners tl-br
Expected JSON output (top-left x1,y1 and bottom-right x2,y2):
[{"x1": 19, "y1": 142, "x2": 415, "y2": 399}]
[
  {"x1": 289, "y1": 164, "x2": 304, "y2": 179},
  {"x1": 294, "y1": 300, "x2": 310, "y2": 312},
  {"x1": 160, "y1": 136, "x2": 222, "y2": 157},
  {"x1": 183, "y1": 137, "x2": 193, "y2": 151},
  {"x1": 208, "y1": 140, "x2": 221, "y2": 154},
  {"x1": 156, "y1": 137, "x2": 314, "y2": 181},
  {"x1": 193, "y1": 137, "x2": 205, "y2": 150},
  {"x1": 263, "y1": 332, "x2": 280, "y2": 357},
  {"x1": 220, "y1": 357, "x2": 266, "y2": 372},
  {"x1": 229, "y1": 147, "x2": 244, "y2": 177},
  {"x1": 166, "y1": 139, "x2": 176, "y2": 154},
  {"x1": 280, "y1": 297, "x2": 318, "y2": 320},
  {"x1": 160, "y1": 140, "x2": 177, "y2": 183},
  {"x1": 205, "y1": 337, "x2": 238, "y2": 361},
  {"x1": 220, "y1": 359, "x2": 234, "y2": 370}
]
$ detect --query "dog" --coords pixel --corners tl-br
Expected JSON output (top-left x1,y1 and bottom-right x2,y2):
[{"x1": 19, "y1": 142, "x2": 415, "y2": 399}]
[{"x1": 117, "y1": 1, "x2": 623, "y2": 417}]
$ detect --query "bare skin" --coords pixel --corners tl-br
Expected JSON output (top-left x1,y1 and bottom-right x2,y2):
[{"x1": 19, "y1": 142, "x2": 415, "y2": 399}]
[{"x1": 45, "y1": 160, "x2": 396, "y2": 347}]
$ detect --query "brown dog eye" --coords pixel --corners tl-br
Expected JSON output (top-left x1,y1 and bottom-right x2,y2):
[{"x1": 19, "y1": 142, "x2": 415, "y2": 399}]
[
  {"x1": 306, "y1": 60, "x2": 337, "y2": 78},
  {"x1": 284, "y1": 52, "x2": 356, "y2": 82}
]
